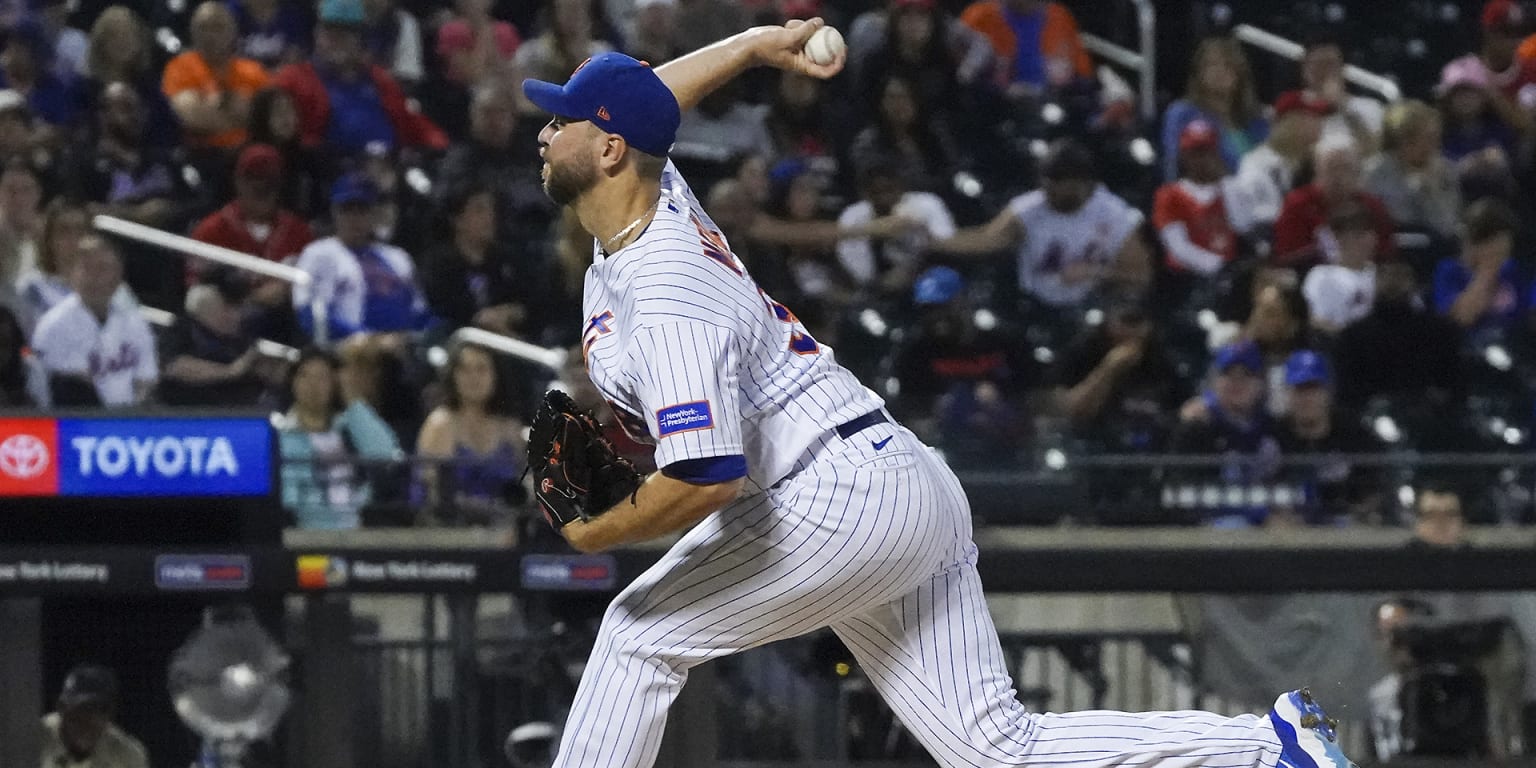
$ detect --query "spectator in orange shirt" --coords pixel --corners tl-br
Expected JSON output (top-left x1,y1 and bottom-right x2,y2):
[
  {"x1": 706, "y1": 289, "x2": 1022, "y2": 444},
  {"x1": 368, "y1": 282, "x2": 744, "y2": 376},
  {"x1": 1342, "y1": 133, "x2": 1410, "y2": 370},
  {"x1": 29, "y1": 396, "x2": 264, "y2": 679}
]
[
  {"x1": 162, "y1": 1, "x2": 270, "y2": 150},
  {"x1": 958, "y1": 0, "x2": 1090, "y2": 96},
  {"x1": 1154, "y1": 120, "x2": 1241, "y2": 278}
]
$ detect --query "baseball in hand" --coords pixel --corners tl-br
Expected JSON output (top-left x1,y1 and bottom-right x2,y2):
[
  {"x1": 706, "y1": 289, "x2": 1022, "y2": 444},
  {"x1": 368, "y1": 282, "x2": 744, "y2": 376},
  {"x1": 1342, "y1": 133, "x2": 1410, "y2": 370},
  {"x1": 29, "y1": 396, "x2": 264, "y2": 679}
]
[{"x1": 803, "y1": 26, "x2": 845, "y2": 66}]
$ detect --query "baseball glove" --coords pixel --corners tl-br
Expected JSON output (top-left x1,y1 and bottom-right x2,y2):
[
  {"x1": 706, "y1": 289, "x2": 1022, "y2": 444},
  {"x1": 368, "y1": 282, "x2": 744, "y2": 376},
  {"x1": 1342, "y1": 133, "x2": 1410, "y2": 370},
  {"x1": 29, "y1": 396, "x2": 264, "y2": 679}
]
[{"x1": 526, "y1": 389, "x2": 644, "y2": 530}]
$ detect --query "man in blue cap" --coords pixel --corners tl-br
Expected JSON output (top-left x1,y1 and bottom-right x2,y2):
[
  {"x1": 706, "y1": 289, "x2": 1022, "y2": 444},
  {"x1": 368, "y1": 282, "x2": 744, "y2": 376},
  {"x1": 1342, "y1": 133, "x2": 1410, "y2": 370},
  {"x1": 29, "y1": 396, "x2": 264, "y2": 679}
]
[
  {"x1": 892, "y1": 265, "x2": 1030, "y2": 455},
  {"x1": 522, "y1": 20, "x2": 1358, "y2": 768},
  {"x1": 1275, "y1": 349, "x2": 1383, "y2": 524},
  {"x1": 1169, "y1": 340, "x2": 1281, "y2": 527},
  {"x1": 291, "y1": 172, "x2": 429, "y2": 339}
]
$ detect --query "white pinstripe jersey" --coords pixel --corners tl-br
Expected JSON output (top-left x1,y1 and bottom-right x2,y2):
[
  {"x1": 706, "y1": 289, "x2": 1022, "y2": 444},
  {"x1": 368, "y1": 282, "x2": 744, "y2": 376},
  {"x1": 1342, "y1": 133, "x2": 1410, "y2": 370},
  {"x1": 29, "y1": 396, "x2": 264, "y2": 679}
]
[
  {"x1": 1009, "y1": 185, "x2": 1144, "y2": 307},
  {"x1": 580, "y1": 162, "x2": 885, "y2": 488}
]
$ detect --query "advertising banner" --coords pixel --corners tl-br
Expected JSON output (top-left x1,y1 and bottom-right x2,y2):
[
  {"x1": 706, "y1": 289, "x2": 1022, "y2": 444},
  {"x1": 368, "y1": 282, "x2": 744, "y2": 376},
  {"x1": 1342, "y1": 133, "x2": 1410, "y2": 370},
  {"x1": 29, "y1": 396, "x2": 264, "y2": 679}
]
[{"x1": 0, "y1": 416, "x2": 272, "y2": 497}]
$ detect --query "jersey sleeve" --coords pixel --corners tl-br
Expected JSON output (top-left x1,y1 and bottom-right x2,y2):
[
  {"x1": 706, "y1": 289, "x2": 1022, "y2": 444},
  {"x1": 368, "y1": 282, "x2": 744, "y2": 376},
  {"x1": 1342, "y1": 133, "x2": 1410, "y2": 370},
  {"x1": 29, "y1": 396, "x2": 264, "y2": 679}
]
[
  {"x1": 1151, "y1": 184, "x2": 1183, "y2": 230},
  {"x1": 30, "y1": 312, "x2": 86, "y2": 374},
  {"x1": 1301, "y1": 268, "x2": 1340, "y2": 326},
  {"x1": 292, "y1": 242, "x2": 361, "y2": 338},
  {"x1": 835, "y1": 203, "x2": 874, "y2": 285},
  {"x1": 901, "y1": 193, "x2": 956, "y2": 240},
  {"x1": 628, "y1": 322, "x2": 746, "y2": 478},
  {"x1": 1005, "y1": 192, "x2": 1040, "y2": 225}
]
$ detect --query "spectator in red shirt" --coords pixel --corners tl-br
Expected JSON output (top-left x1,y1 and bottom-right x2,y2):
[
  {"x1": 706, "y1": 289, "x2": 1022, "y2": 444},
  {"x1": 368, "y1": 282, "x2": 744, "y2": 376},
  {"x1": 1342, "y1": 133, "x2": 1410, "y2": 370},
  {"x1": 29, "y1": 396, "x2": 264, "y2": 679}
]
[
  {"x1": 1153, "y1": 120, "x2": 1241, "y2": 278},
  {"x1": 190, "y1": 143, "x2": 313, "y2": 341},
  {"x1": 191, "y1": 144, "x2": 312, "y2": 271},
  {"x1": 1272, "y1": 135, "x2": 1396, "y2": 271},
  {"x1": 273, "y1": 0, "x2": 446, "y2": 157}
]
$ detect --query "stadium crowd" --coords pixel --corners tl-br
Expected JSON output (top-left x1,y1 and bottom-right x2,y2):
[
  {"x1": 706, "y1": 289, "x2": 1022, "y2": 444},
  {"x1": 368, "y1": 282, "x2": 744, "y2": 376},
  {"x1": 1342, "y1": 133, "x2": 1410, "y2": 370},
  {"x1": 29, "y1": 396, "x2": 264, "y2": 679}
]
[{"x1": 9, "y1": 0, "x2": 1536, "y2": 530}]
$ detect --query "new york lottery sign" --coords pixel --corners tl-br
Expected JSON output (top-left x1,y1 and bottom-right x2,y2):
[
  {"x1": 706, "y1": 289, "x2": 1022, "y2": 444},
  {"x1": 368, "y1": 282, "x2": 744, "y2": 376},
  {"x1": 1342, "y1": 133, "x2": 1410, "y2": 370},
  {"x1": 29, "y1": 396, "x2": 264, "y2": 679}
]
[{"x1": 0, "y1": 416, "x2": 272, "y2": 497}]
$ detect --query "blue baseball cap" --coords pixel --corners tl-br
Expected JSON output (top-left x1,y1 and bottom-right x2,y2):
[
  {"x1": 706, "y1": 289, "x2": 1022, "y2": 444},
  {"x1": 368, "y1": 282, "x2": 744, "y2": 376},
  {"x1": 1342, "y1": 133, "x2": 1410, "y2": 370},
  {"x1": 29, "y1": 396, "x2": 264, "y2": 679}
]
[
  {"x1": 913, "y1": 266, "x2": 964, "y2": 306},
  {"x1": 1284, "y1": 349, "x2": 1331, "y2": 386},
  {"x1": 1213, "y1": 340, "x2": 1263, "y2": 374},
  {"x1": 330, "y1": 172, "x2": 378, "y2": 206},
  {"x1": 522, "y1": 53, "x2": 681, "y2": 158}
]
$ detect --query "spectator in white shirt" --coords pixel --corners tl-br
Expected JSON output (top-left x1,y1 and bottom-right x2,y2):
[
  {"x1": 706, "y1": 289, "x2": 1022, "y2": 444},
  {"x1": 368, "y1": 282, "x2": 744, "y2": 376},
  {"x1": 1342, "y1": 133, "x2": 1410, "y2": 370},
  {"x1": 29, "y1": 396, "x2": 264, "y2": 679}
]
[
  {"x1": 1232, "y1": 91, "x2": 1328, "y2": 231},
  {"x1": 1302, "y1": 201, "x2": 1378, "y2": 334},
  {"x1": 31, "y1": 235, "x2": 157, "y2": 406},
  {"x1": 292, "y1": 173, "x2": 431, "y2": 341},
  {"x1": 935, "y1": 140, "x2": 1152, "y2": 308},
  {"x1": 836, "y1": 160, "x2": 956, "y2": 301}
]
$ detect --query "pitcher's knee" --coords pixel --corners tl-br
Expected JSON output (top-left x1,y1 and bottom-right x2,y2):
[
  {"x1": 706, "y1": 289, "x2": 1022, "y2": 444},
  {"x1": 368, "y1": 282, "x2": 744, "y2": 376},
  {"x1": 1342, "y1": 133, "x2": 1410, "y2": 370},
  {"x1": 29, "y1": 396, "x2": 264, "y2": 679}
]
[{"x1": 594, "y1": 613, "x2": 691, "y2": 676}]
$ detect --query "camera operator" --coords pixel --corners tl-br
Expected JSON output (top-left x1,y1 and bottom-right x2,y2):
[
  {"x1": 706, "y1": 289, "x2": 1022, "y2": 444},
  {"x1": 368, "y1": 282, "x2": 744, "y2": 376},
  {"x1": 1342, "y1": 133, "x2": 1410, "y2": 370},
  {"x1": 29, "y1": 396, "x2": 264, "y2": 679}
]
[
  {"x1": 1408, "y1": 483, "x2": 1468, "y2": 549},
  {"x1": 1368, "y1": 597, "x2": 1436, "y2": 761},
  {"x1": 39, "y1": 664, "x2": 149, "y2": 768},
  {"x1": 1366, "y1": 489, "x2": 1528, "y2": 762}
]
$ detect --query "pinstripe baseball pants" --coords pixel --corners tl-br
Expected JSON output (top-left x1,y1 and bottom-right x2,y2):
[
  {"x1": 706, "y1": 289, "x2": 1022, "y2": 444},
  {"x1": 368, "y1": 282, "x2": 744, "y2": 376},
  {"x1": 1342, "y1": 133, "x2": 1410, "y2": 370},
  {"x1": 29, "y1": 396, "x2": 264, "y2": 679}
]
[{"x1": 552, "y1": 422, "x2": 1284, "y2": 768}]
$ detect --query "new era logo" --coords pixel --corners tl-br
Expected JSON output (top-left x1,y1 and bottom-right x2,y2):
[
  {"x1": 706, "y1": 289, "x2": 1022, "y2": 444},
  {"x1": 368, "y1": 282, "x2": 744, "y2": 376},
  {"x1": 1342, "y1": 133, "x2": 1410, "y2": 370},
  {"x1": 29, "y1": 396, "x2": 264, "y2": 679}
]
[{"x1": 596, "y1": 106, "x2": 611, "y2": 121}]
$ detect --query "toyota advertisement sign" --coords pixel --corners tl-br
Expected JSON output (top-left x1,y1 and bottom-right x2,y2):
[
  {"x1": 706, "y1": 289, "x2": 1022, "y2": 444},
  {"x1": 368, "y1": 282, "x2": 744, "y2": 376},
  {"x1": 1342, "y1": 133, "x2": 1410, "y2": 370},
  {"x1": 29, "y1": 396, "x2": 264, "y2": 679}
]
[{"x1": 0, "y1": 416, "x2": 273, "y2": 497}]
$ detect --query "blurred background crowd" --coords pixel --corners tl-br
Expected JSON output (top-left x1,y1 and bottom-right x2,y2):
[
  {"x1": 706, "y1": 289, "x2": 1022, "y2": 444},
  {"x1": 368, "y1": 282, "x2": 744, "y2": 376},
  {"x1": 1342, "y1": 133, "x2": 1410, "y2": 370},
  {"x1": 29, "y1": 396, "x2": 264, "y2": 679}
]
[{"x1": 11, "y1": 0, "x2": 1536, "y2": 531}]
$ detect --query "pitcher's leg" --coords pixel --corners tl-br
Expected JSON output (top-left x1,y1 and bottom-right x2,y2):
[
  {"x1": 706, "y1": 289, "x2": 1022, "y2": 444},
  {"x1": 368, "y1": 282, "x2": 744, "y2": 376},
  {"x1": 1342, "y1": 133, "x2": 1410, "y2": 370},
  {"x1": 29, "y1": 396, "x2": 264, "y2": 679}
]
[
  {"x1": 552, "y1": 453, "x2": 941, "y2": 768},
  {"x1": 549, "y1": 492, "x2": 779, "y2": 768},
  {"x1": 834, "y1": 559, "x2": 1285, "y2": 768},
  {"x1": 832, "y1": 558, "x2": 1035, "y2": 767}
]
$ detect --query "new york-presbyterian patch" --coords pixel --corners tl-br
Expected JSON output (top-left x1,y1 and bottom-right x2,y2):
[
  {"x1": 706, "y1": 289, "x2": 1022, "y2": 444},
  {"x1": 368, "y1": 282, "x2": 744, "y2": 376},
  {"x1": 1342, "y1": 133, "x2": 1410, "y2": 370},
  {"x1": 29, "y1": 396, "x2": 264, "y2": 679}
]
[{"x1": 655, "y1": 401, "x2": 714, "y2": 437}]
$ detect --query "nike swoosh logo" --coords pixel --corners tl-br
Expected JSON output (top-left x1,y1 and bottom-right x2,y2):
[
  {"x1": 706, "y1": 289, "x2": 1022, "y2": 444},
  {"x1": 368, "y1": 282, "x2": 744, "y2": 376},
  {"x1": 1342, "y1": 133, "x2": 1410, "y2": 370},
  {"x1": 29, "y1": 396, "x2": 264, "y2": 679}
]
[{"x1": 872, "y1": 437, "x2": 893, "y2": 451}]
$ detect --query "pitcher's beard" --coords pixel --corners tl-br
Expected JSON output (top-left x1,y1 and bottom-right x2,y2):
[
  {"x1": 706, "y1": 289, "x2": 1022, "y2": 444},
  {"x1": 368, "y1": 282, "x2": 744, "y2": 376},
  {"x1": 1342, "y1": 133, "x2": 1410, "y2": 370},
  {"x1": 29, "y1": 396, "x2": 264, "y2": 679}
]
[{"x1": 543, "y1": 159, "x2": 598, "y2": 207}]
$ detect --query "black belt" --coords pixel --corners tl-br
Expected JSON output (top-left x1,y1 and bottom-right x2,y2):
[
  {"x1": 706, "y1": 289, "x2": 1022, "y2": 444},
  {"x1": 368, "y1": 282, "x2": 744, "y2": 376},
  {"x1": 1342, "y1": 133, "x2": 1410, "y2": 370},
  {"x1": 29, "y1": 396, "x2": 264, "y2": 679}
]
[{"x1": 834, "y1": 410, "x2": 888, "y2": 440}]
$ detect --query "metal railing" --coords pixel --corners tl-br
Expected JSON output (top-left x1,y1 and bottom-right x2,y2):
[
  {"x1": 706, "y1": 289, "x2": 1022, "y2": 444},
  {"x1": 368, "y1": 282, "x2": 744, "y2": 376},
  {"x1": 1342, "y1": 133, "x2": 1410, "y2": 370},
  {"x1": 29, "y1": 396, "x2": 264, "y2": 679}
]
[
  {"x1": 1080, "y1": 0, "x2": 1157, "y2": 121},
  {"x1": 1233, "y1": 23, "x2": 1403, "y2": 103},
  {"x1": 95, "y1": 214, "x2": 331, "y2": 346},
  {"x1": 139, "y1": 304, "x2": 302, "y2": 362},
  {"x1": 433, "y1": 326, "x2": 568, "y2": 372},
  {"x1": 101, "y1": 217, "x2": 567, "y2": 373},
  {"x1": 267, "y1": 447, "x2": 1536, "y2": 533}
]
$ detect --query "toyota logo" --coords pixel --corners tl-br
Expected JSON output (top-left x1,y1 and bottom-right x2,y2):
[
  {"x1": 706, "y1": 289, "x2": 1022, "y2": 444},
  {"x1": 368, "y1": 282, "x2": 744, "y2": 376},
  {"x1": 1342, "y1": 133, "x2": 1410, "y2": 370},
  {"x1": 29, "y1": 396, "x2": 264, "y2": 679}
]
[{"x1": 0, "y1": 434, "x2": 48, "y2": 479}]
